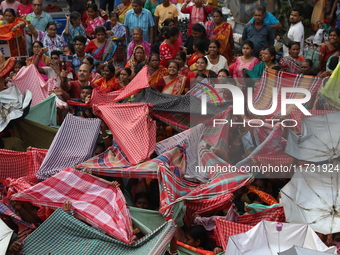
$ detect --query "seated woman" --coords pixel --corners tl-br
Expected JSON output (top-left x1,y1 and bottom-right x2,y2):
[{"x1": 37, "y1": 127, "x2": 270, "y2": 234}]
[
  {"x1": 187, "y1": 38, "x2": 205, "y2": 71},
  {"x1": 301, "y1": 59, "x2": 316, "y2": 75},
  {"x1": 26, "y1": 41, "x2": 50, "y2": 81},
  {"x1": 318, "y1": 27, "x2": 340, "y2": 71},
  {"x1": 244, "y1": 47, "x2": 280, "y2": 83},
  {"x1": 82, "y1": 56, "x2": 102, "y2": 82},
  {"x1": 126, "y1": 27, "x2": 150, "y2": 62},
  {"x1": 279, "y1": 41, "x2": 305, "y2": 74},
  {"x1": 0, "y1": 8, "x2": 26, "y2": 57},
  {"x1": 63, "y1": 11, "x2": 86, "y2": 45},
  {"x1": 93, "y1": 64, "x2": 120, "y2": 93},
  {"x1": 148, "y1": 53, "x2": 168, "y2": 88},
  {"x1": 84, "y1": 3, "x2": 105, "y2": 39},
  {"x1": 84, "y1": 26, "x2": 116, "y2": 73},
  {"x1": 119, "y1": 67, "x2": 132, "y2": 88},
  {"x1": 175, "y1": 51, "x2": 192, "y2": 77},
  {"x1": 206, "y1": 40, "x2": 229, "y2": 75},
  {"x1": 187, "y1": 56, "x2": 217, "y2": 85},
  {"x1": 27, "y1": 21, "x2": 67, "y2": 56},
  {"x1": 155, "y1": 60, "x2": 186, "y2": 95},
  {"x1": 125, "y1": 45, "x2": 149, "y2": 76}
]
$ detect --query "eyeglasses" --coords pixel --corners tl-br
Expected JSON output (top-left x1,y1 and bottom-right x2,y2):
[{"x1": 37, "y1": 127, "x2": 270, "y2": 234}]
[{"x1": 32, "y1": 4, "x2": 42, "y2": 6}]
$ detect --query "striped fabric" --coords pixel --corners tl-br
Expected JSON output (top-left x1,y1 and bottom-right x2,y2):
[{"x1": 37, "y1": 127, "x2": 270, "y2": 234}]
[
  {"x1": 215, "y1": 206, "x2": 285, "y2": 250},
  {"x1": 0, "y1": 147, "x2": 47, "y2": 181},
  {"x1": 152, "y1": 111, "x2": 191, "y2": 132},
  {"x1": 77, "y1": 145, "x2": 186, "y2": 179},
  {"x1": 13, "y1": 168, "x2": 134, "y2": 243},
  {"x1": 93, "y1": 103, "x2": 156, "y2": 165},
  {"x1": 36, "y1": 114, "x2": 101, "y2": 180},
  {"x1": 11, "y1": 65, "x2": 48, "y2": 106},
  {"x1": 22, "y1": 209, "x2": 176, "y2": 255},
  {"x1": 158, "y1": 164, "x2": 253, "y2": 221},
  {"x1": 252, "y1": 69, "x2": 323, "y2": 119},
  {"x1": 187, "y1": 79, "x2": 224, "y2": 105}
]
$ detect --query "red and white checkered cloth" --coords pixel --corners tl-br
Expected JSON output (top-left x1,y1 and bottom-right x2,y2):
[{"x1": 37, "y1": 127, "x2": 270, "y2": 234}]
[
  {"x1": 12, "y1": 168, "x2": 134, "y2": 244},
  {"x1": 91, "y1": 87, "x2": 122, "y2": 104},
  {"x1": 93, "y1": 103, "x2": 156, "y2": 165},
  {"x1": 11, "y1": 65, "x2": 48, "y2": 106},
  {"x1": 237, "y1": 206, "x2": 285, "y2": 226},
  {"x1": 36, "y1": 114, "x2": 101, "y2": 180}
]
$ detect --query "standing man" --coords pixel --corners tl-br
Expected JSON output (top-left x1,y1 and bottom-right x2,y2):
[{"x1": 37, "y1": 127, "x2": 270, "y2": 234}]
[
  {"x1": 283, "y1": 8, "x2": 304, "y2": 57},
  {"x1": 124, "y1": 0, "x2": 154, "y2": 44},
  {"x1": 242, "y1": 5, "x2": 274, "y2": 58},
  {"x1": 154, "y1": 0, "x2": 178, "y2": 32},
  {"x1": 248, "y1": 5, "x2": 282, "y2": 30}
]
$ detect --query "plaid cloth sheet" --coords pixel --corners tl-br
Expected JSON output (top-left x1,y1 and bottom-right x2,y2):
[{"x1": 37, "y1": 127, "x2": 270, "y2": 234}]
[
  {"x1": 251, "y1": 69, "x2": 323, "y2": 119},
  {"x1": 77, "y1": 144, "x2": 186, "y2": 179},
  {"x1": 93, "y1": 102, "x2": 156, "y2": 165},
  {"x1": 36, "y1": 114, "x2": 101, "y2": 180},
  {"x1": 13, "y1": 168, "x2": 134, "y2": 243},
  {"x1": 22, "y1": 208, "x2": 176, "y2": 255}
]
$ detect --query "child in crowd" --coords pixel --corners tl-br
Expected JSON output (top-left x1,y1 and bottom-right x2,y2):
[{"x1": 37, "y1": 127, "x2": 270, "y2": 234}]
[
  {"x1": 18, "y1": 0, "x2": 33, "y2": 17},
  {"x1": 68, "y1": 85, "x2": 93, "y2": 118},
  {"x1": 5, "y1": 59, "x2": 26, "y2": 87}
]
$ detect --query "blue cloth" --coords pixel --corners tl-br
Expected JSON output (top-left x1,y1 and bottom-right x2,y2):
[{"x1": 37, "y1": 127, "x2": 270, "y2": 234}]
[
  {"x1": 62, "y1": 24, "x2": 86, "y2": 45},
  {"x1": 72, "y1": 53, "x2": 92, "y2": 73},
  {"x1": 124, "y1": 8, "x2": 155, "y2": 42},
  {"x1": 241, "y1": 21, "x2": 274, "y2": 57},
  {"x1": 26, "y1": 11, "x2": 53, "y2": 32},
  {"x1": 249, "y1": 11, "x2": 280, "y2": 25}
]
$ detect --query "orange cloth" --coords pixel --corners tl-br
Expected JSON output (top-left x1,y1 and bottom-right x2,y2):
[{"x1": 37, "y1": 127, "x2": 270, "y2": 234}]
[
  {"x1": 0, "y1": 17, "x2": 25, "y2": 40},
  {"x1": 247, "y1": 185, "x2": 278, "y2": 206}
]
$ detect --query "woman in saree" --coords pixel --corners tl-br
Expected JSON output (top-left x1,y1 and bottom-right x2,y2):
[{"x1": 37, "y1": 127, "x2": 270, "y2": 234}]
[
  {"x1": 187, "y1": 38, "x2": 205, "y2": 71},
  {"x1": 26, "y1": 41, "x2": 50, "y2": 81},
  {"x1": 125, "y1": 45, "x2": 149, "y2": 76},
  {"x1": 155, "y1": 60, "x2": 186, "y2": 95},
  {"x1": 85, "y1": 26, "x2": 116, "y2": 73},
  {"x1": 279, "y1": 41, "x2": 305, "y2": 74},
  {"x1": 148, "y1": 53, "x2": 168, "y2": 88},
  {"x1": 82, "y1": 56, "x2": 102, "y2": 83},
  {"x1": 0, "y1": 8, "x2": 26, "y2": 57},
  {"x1": 205, "y1": 9, "x2": 234, "y2": 64},
  {"x1": 93, "y1": 64, "x2": 120, "y2": 92},
  {"x1": 84, "y1": 3, "x2": 105, "y2": 39},
  {"x1": 117, "y1": 0, "x2": 132, "y2": 24},
  {"x1": 175, "y1": 51, "x2": 192, "y2": 76},
  {"x1": 126, "y1": 27, "x2": 151, "y2": 62}
]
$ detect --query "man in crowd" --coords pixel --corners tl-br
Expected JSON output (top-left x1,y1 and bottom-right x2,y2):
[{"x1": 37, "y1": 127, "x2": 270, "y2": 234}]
[
  {"x1": 283, "y1": 8, "x2": 304, "y2": 56},
  {"x1": 72, "y1": 35, "x2": 92, "y2": 73},
  {"x1": 248, "y1": 5, "x2": 282, "y2": 30},
  {"x1": 63, "y1": 63, "x2": 92, "y2": 99}
]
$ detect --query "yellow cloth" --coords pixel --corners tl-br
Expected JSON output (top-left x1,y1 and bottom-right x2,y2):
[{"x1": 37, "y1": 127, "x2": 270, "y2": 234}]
[{"x1": 154, "y1": 4, "x2": 179, "y2": 29}]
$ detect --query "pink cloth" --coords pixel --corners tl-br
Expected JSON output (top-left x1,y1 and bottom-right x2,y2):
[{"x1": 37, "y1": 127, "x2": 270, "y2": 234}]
[
  {"x1": 0, "y1": 1, "x2": 20, "y2": 14},
  {"x1": 18, "y1": 3, "x2": 33, "y2": 16},
  {"x1": 85, "y1": 16, "x2": 105, "y2": 37},
  {"x1": 232, "y1": 56, "x2": 260, "y2": 85},
  {"x1": 127, "y1": 40, "x2": 151, "y2": 61}
]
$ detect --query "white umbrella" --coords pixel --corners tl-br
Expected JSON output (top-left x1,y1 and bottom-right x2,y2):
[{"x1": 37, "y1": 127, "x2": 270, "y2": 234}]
[
  {"x1": 281, "y1": 169, "x2": 340, "y2": 235},
  {"x1": 0, "y1": 218, "x2": 14, "y2": 255},
  {"x1": 285, "y1": 111, "x2": 340, "y2": 163},
  {"x1": 278, "y1": 246, "x2": 335, "y2": 255},
  {"x1": 225, "y1": 220, "x2": 336, "y2": 255}
]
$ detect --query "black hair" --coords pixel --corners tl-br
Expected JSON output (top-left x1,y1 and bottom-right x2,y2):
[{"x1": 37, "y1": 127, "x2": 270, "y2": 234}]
[
  {"x1": 134, "y1": 192, "x2": 150, "y2": 203},
  {"x1": 162, "y1": 18, "x2": 175, "y2": 27},
  {"x1": 192, "y1": 23, "x2": 207, "y2": 38},
  {"x1": 83, "y1": 56, "x2": 94, "y2": 66},
  {"x1": 105, "y1": 64, "x2": 115, "y2": 74},
  {"x1": 263, "y1": 47, "x2": 276, "y2": 63},
  {"x1": 168, "y1": 60, "x2": 179, "y2": 69},
  {"x1": 135, "y1": 62, "x2": 146, "y2": 75},
  {"x1": 218, "y1": 68, "x2": 230, "y2": 76},
  {"x1": 176, "y1": 51, "x2": 186, "y2": 62},
  {"x1": 329, "y1": 27, "x2": 340, "y2": 37},
  {"x1": 122, "y1": 67, "x2": 132, "y2": 76},
  {"x1": 255, "y1": 4, "x2": 266, "y2": 14},
  {"x1": 209, "y1": 39, "x2": 221, "y2": 49},
  {"x1": 328, "y1": 56, "x2": 339, "y2": 71},
  {"x1": 186, "y1": 226, "x2": 209, "y2": 249},
  {"x1": 302, "y1": 59, "x2": 313, "y2": 68},
  {"x1": 291, "y1": 7, "x2": 303, "y2": 16},
  {"x1": 50, "y1": 50, "x2": 62, "y2": 57},
  {"x1": 70, "y1": 11, "x2": 81, "y2": 23},
  {"x1": 46, "y1": 21, "x2": 57, "y2": 31},
  {"x1": 87, "y1": 3, "x2": 98, "y2": 11},
  {"x1": 94, "y1": 26, "x2": 106, "y2": 35},
  {"x1": 196, "y1": 56, "x2": 208, "y2": 65},
  {"x1": 247, "y1": 192, "x2": 263, "y2": 203},
  {"x1": 109, "y1": 11, "x2": 119, "y2": 19},
  {"x1": 32, "y1": 40, "x2": 43, "y2": 47},
  {"x1": 212, "y1": 9, "x2": 223, "y2": 17},
  {"x1": 74, "y1": 35, "x2": 87, "y2": 45},
  {"x1": 161, "y1": 26, "x2": 179, "y2": 39},
  {"x1": 149, "y1": 53, "x2": 160, "y2": 61},
  {"x1": 193, "y1": 38, "x2": 206, "y2": 54},
  {"x1": 64, "y1": 44, "x2": 75, "y2": 55},
  {"x1": 132, "y1": 0, "x2": 143, "y2": 6},
  {"x1": 81, "y1": 85, "x2": 93, "y2": 90},
  {"x1": 4, "y1": 8, "x2": 16, "y2": 17},
  {"x1": 288, "y1": 41, "x2": 301, "y2": 49},
  {"x1": 15, "y1": 59, "x2": 26, "y2": 68},
  {"x1": 196, "y1": 73, "x2": 207, "y2": 79},
  {"x1": 242, "y1": 40, "x2": 254, "y2": 49}
]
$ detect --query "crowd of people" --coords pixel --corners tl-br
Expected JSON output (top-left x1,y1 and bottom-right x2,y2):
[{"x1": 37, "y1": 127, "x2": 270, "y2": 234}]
[{"x1": 1, "y1": 0, "x2": 340, "y2": 254}]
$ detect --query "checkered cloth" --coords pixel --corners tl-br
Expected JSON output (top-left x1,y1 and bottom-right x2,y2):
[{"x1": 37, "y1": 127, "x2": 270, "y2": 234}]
[
  {"x1": 77, "y1": 144, "x2": 186, "y2": 179},
  {"x1": 22, "y1": 208, "x2": 176, "y2": 255},
  {"x1": 13, "y1": 168, "x2": 134, "y2": 243},
  {"x1": 36, "y1": 114, "x2": 101, "y2": 180},
  {"x1": 0, "y1": 147, "x2": 47, "y2": 181},
  {"x1": 158, "y1": 164, "x2": 253, "y2": 221},
  {"x1": 252, "y1": 69, "x2": 323, "y2": 119},
  {"x1": 91, "y1": 87, "x2": 122, "y2": 104},
  {"x1": 93, "y1": 103, "x2": 156, "y2": 165},
  {"x1": 215, "y1": 206, "x2": 285, "y2": 250},
  {"x1": 11, "y1": 65, "x2": 48, "y2": 106}
]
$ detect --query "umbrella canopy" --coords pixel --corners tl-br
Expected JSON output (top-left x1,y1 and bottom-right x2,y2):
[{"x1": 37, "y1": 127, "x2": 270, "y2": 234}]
[
  {"x1": 281, "y1": 169, "x2": 340, "y2": 235},
  {"x1": 0, "y1": 219, "x2": 13, "y2": 255},
  {"x1": 285, "y1": 111, "x2": 340, "y2": 163},
  {"x1": 225, "y1": 220, "x2": 336, "y2": 255},
  {"x1": 278, "y1": 246, "x2": 335, "y2": 255}
]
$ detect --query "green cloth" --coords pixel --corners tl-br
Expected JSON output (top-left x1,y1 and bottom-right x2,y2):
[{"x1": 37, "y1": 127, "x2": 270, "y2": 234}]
[
  {"x1": 245, "y1": 61, "x2": 266, "y2": 81},
  {"x1": 22, "y1": 209, "x2": 176, "y2": 255},
  {"x1": 26, "y1": 94, "x2": 57, "y2": 126},
  {"x1": 321, "y1": 61, "x2": 340, "y2": 110},
  {"x1": 13, "y1": 119, "x2": 58, "y2": 149},
  {"x1": 247, "y1": 203, "x2": 282, "y2": 214}
]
